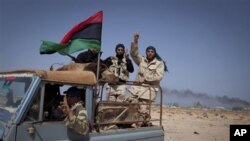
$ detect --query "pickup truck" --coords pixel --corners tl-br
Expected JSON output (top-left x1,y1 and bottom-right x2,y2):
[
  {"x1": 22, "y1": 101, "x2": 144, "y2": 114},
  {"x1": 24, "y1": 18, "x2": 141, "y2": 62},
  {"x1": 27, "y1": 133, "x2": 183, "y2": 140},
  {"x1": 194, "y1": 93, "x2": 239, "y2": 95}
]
[{"x1": 0, "y1": 69, "x2": 164, "y2": 141}]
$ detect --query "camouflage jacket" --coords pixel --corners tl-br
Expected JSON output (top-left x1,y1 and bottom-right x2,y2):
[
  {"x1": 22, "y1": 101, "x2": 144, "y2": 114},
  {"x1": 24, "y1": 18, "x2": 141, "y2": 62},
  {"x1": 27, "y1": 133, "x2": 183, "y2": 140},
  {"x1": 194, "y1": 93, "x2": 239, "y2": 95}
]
[
  {"x1": 65, "y1": 101, "x2": 89, "y2": 135},
  {"x1": 130, "y1": 42, "x2": 165, "y2": 86},
  {"x1": 105, "y1": 56, "x2": 134, "y2": 81}
]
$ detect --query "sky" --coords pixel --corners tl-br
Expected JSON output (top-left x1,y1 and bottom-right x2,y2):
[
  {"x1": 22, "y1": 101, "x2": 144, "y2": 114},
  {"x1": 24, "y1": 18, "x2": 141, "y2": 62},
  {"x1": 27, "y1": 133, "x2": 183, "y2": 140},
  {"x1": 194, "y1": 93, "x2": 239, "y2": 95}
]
[{"x1": 1, "y1": 0, "x2": 250, "y2": 101}]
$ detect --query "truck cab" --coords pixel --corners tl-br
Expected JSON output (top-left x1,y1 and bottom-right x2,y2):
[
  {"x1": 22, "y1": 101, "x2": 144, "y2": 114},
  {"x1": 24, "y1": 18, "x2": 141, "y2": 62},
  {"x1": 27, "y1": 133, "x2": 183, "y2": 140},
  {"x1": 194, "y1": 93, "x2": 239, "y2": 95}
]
[{"x1": 0, "y1": 69, "x2": 164, "y2": 141}]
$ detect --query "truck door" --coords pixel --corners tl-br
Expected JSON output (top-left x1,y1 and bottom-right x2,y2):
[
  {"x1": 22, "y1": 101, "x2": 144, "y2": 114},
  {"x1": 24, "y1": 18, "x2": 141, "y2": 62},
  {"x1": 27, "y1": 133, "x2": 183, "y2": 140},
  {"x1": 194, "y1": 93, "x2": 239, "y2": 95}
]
[{"x1": 15, "y1": 84, "x2": 90, "y2": 141}]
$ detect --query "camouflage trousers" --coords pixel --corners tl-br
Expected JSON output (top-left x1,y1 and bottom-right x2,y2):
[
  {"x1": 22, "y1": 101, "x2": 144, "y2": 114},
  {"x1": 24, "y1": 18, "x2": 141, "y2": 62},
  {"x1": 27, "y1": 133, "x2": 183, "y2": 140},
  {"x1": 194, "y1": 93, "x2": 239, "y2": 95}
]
[
  {"x1": 106, "y1": 84, "x2": 126, "y2": 102},
  {"x1": 126, "y1": 98, "x2": 153, "y2": 127},
  {"x1": 138, "y1": 99, "x2": 152, "y2": 126},
  {"x1": 128, "y1": 85, "x2": 157, "y2": 127},
  {"x1": 128, "y1": 85, "x2": 157, "y2": 100}
]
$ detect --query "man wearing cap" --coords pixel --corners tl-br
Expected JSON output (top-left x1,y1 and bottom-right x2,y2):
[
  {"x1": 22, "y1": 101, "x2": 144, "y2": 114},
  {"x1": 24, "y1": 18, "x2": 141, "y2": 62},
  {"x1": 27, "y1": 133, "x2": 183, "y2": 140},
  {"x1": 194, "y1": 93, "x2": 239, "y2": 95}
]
[
  {"x1": 104, "y1": 43, "x2": 134, "y2": 101},
  {"x1": 60, "y1": 87, "x2": 89, "y2": 135},
  {"x1": 129, "y1": 32, "x2": 167, "y2": 127}
]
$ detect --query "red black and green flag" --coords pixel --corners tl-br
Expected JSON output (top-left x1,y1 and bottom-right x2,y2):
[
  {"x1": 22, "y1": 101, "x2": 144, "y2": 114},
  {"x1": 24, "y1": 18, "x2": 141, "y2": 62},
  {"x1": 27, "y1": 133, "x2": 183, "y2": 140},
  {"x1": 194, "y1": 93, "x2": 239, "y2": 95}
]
[{"x1": 40, "y1": 11, "x2": 103, "y2": 55}]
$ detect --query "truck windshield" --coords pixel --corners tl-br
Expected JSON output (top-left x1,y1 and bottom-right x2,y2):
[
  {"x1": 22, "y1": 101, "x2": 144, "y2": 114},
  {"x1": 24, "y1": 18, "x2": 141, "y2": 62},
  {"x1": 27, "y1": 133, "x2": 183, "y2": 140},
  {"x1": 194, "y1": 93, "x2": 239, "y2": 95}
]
[{"x1": 0, "y1": 74, "x2": 33, "y2": 123}]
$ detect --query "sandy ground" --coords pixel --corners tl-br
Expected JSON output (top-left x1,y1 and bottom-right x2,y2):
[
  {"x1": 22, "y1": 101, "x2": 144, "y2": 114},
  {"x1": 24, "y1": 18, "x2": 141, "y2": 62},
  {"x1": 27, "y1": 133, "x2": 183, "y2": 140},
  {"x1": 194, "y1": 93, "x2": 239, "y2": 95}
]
[{"x1": 151, "y1": 106, "x2": 250, "y2": 141}]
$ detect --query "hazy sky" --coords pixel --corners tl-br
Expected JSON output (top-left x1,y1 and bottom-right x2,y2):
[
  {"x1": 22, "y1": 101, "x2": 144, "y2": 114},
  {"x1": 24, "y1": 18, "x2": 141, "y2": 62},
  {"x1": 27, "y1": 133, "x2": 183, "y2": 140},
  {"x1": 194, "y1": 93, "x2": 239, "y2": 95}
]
[{"x1": 1, "y1": 0, "x2": 250, "y2": 101}]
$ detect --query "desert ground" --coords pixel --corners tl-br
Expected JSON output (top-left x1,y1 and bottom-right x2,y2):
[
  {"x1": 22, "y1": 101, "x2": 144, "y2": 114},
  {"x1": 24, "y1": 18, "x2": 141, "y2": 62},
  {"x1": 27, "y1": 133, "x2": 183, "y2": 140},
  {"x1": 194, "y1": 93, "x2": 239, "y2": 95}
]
[{"x1": 151, "y1": 106, "x2": 250, "y2": 141}]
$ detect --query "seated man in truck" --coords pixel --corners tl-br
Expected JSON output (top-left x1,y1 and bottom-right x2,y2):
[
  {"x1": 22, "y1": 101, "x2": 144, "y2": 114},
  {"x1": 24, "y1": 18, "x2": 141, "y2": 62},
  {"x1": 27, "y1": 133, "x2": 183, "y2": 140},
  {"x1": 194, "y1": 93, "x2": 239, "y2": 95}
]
[{"x1": 59, "y1": 87, "x2": 89, "y2": 135}]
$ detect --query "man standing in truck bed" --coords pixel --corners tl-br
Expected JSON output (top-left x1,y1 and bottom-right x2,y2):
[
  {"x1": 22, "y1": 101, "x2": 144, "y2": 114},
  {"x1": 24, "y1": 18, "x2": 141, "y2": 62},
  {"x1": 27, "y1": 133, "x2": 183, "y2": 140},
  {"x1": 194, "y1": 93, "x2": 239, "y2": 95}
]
[
  {"x1": 129, "y1": 32, "x2": 167, "y2": 127},
  {"x1": 104, "y1": 43, "x2": 134, "y2": 101}
]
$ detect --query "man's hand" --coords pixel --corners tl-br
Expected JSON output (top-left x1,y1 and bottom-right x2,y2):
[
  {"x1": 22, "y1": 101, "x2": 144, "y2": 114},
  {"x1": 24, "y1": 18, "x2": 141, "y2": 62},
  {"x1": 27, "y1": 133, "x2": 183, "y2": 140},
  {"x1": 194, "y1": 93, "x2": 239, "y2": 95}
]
[
  {"x1": 59, "y1": 96, "x2": 70, "y2": 115},
  {"x1": 134, "y1": 32, "x2": 139, "y2": 43},
  {"x1": 124, "y1": 49, "x2": 129, "y2": 59},
  {"x1": 110, "y1": 56, "x2": 118, "y2": 60}
]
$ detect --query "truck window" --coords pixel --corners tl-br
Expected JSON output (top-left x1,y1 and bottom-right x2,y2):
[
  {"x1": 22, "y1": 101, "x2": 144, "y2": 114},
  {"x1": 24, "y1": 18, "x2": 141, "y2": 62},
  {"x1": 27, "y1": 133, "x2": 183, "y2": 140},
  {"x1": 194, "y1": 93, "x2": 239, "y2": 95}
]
[
  {"x1": 43, "y1": 83, "x2": 64, "y2": 121},
  {"x1": 25, "y1": 88, "x2": 41, "y2": 121},
  {"x1": 34, "y1": 83, "x2": 86, "y2": 122},
  {"x1": 24, "y1": 83, "x2": 87, "y2": 123}
]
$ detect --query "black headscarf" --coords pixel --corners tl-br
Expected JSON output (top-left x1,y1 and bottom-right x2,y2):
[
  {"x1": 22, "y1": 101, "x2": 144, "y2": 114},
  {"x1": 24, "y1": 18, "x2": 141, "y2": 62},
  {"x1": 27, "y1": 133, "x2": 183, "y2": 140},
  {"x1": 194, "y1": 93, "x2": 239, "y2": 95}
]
[
  {"x1": 115, "y1": 43, "x2": 125, "y2": 59},
  {"x1": 115, "y1": 43, "x2": 125, "y2": 51},
  {"x1": 146, "y1": 46, "x2": 168, "y2": 72}
]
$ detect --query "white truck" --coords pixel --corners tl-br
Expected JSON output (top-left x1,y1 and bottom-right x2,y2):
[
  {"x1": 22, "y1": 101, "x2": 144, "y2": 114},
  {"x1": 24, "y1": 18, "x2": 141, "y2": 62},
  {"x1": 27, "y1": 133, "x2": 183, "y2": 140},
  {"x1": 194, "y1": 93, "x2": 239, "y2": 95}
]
[{"x1": 0, "y1": 69, "x2": 164, "y2": 141}]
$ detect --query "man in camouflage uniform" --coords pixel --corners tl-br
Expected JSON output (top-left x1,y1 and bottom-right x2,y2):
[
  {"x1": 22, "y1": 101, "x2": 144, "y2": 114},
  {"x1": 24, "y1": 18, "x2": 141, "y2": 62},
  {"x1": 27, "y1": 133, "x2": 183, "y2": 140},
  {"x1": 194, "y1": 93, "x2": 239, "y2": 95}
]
[
  {"x1": 129, "y1": 32, "x2": 167, "y2": 127},
  {"x1": 60, "y1": 87, "x2": 89, "y2": 135},
  {"x1": 104, "y1": 43, "x2": 134, "y2": 101}
]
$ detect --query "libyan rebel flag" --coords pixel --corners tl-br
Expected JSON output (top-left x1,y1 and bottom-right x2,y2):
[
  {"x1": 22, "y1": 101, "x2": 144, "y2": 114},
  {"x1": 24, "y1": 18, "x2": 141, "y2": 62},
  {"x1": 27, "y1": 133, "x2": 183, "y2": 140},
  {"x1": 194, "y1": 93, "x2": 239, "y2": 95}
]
[{"x1": 40, "y1": 11, "x2": 103, "y2": 55}]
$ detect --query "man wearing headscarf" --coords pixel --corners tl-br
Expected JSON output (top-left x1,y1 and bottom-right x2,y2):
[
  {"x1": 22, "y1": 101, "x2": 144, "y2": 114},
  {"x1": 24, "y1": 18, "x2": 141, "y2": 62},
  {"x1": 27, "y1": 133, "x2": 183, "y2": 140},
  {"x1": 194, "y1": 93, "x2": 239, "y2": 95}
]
[
  {"x1": 129, "y1": 32, "x2": 167, "y2": 127},
  {"x1": 104, "y1": 43, "x2": 134, "y2": 101},
  {"x1": 74, "y1": 48, "x2": 102, "y2": 63},
  {"x1": 59, "y1": 87, "x2": 89, "y2": 135}
]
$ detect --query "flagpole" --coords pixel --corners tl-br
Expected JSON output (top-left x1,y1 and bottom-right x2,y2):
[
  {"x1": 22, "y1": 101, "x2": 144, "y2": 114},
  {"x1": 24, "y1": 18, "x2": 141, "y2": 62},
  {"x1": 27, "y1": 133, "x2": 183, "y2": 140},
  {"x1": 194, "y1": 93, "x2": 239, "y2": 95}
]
[
  {"x1": 90, "y1": 49, "x2": 101, "y2": 131},
  {"x1": 96, "y1": 51, "x2": 101, "y2": 82}
]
